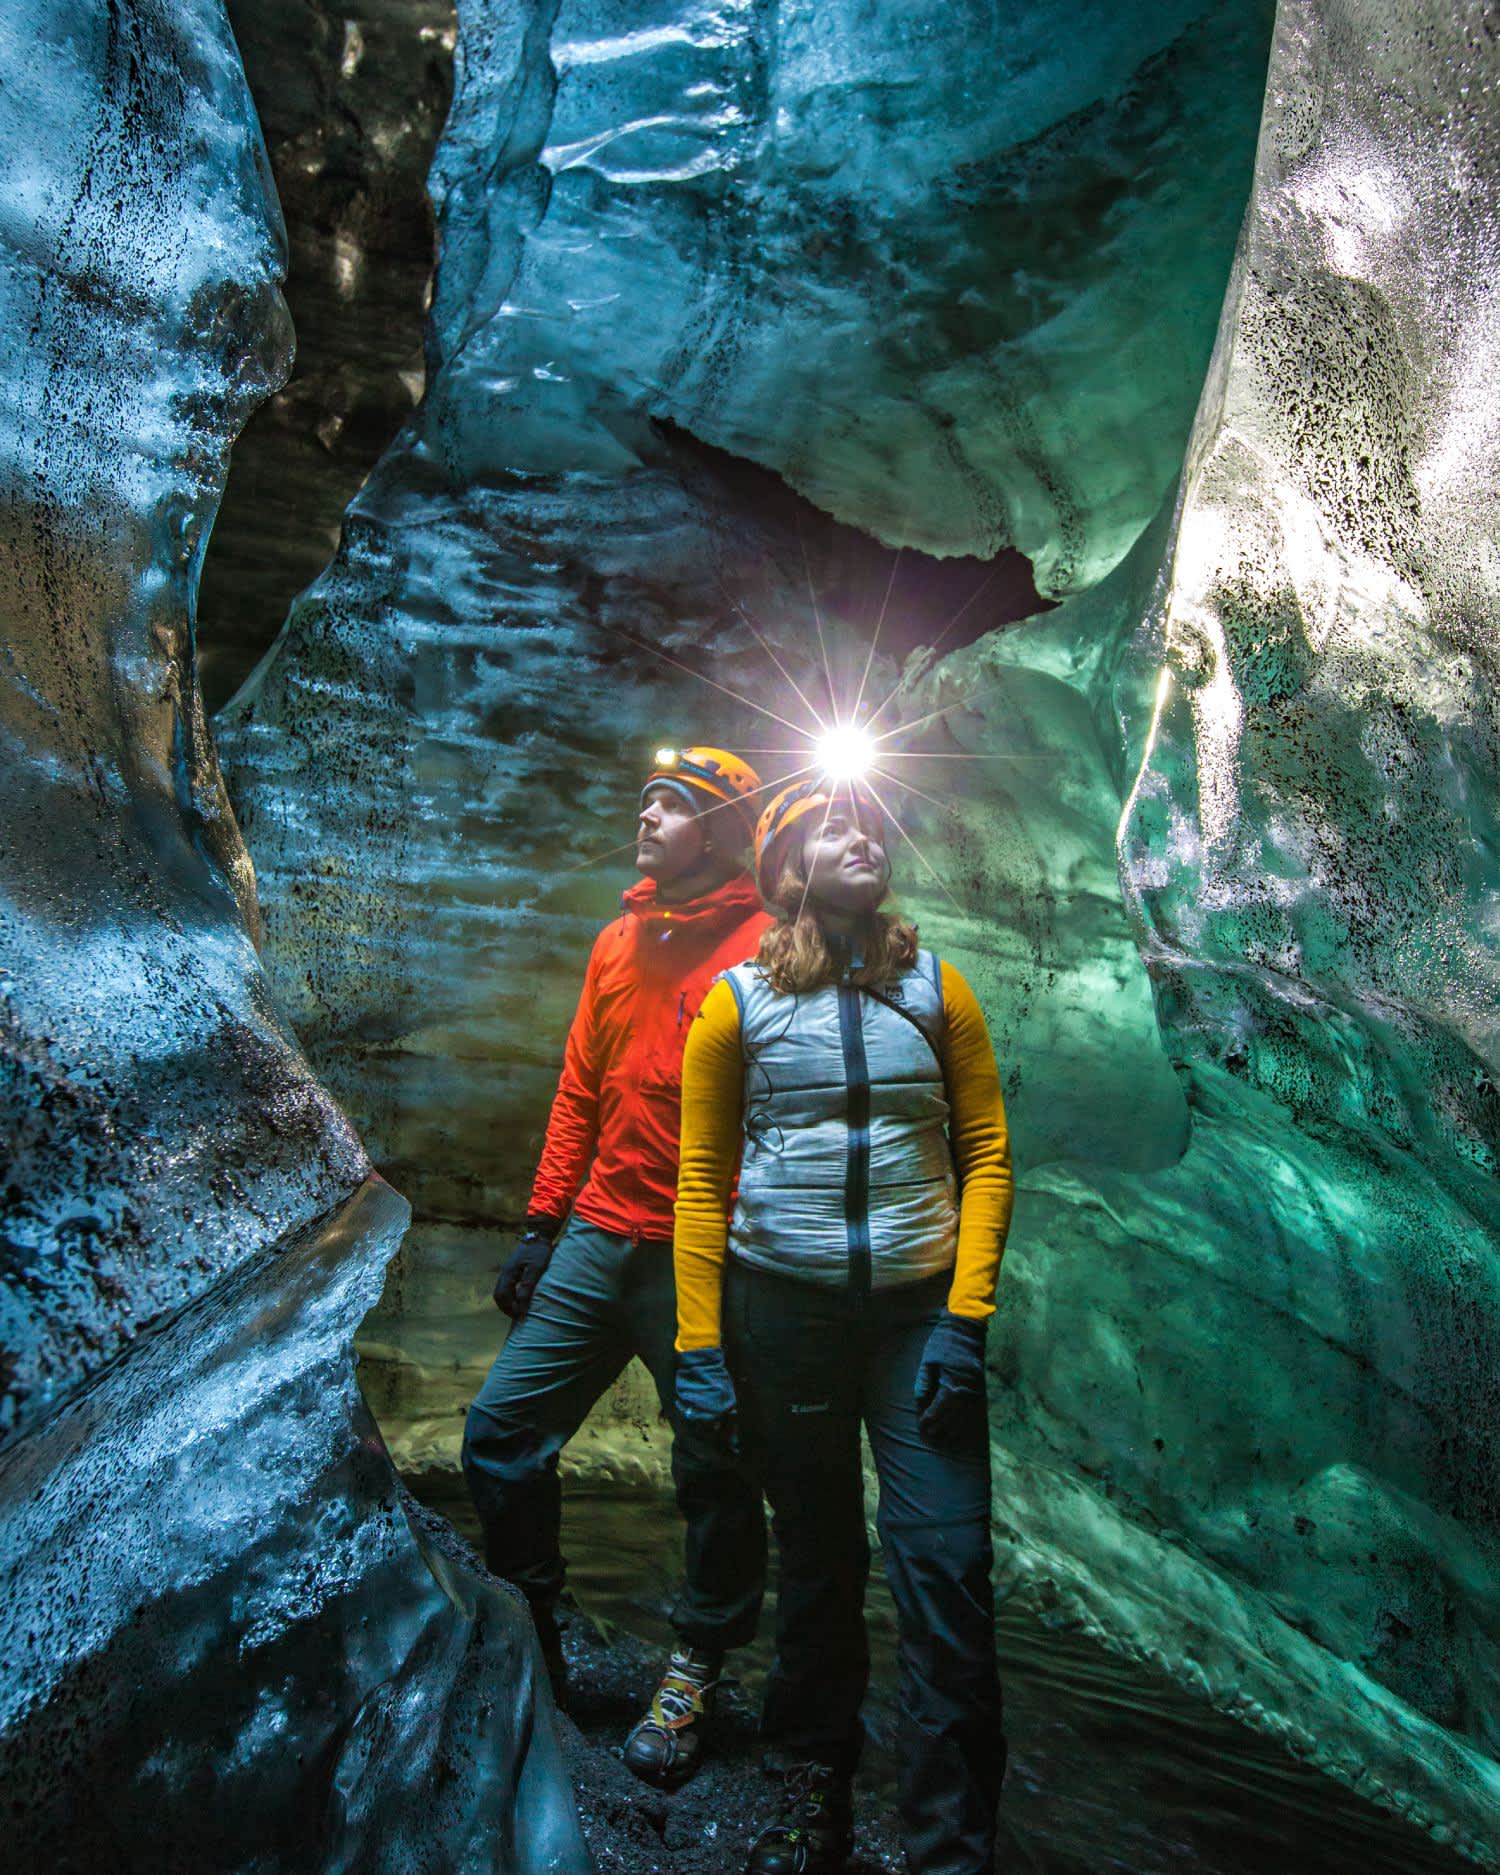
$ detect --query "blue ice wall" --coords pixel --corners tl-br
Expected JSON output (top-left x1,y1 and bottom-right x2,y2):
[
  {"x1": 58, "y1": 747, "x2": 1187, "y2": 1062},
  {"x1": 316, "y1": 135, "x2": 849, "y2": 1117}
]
[
  {"x1": 0, "y1": 3, "x2": 586, "y2": 1867},
  {"x1": 423, "y1": 0, "x2": 1273, "y2": 592},
  {"x1": 218, "y1": 0, "x2": 1267, "y2": 1474}
]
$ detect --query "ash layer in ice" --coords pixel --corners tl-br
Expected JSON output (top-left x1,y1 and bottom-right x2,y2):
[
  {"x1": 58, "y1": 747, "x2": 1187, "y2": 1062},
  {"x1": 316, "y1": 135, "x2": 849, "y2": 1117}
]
[
  {"x1": 217, "y1": 0, "x2": 1500, "y2": 1864},
  {"x1": 0, "y1": 3, "x2": 586, "y2": 1869}
]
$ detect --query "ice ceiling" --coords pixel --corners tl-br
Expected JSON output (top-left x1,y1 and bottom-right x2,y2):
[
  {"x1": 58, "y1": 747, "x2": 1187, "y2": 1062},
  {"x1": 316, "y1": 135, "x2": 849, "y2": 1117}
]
[{"x1": 3, "y1": 0, "x2": 1499, "y2": 1869}]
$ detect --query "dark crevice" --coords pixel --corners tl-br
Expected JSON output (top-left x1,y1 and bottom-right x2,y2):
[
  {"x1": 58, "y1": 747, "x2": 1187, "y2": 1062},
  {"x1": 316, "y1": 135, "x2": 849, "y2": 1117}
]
[
  {"x1": 199, "y1": 0, "x2": 456, "y2": 715},
  {"x1": 653, "y1": 417, "x2": 1056, "y2": 670}
]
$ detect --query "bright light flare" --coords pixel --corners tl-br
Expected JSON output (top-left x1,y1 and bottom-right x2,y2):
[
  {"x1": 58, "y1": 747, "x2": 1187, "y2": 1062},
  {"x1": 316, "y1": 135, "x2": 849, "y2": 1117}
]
[{"x1": 816, "y1": 722, "x2": 876, "y2": 783}]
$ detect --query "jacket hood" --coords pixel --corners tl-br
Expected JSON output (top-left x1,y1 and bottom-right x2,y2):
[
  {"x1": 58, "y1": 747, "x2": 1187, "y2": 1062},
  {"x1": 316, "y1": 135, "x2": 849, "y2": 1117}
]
[{"x1": 621, "y1": 869, "x2": 764, "y2": 935}]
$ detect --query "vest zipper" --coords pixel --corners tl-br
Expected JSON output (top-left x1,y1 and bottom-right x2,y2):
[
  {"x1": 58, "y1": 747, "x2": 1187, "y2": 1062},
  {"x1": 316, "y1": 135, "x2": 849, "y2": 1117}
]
[{"x1": 836, "y1": 984, "x2": 872, "y2": 1303}]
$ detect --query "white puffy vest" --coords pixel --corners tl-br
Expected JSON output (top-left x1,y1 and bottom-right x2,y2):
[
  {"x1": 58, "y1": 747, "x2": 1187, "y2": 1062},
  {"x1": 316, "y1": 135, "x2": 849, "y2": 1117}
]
[{"x1": 720, "y1": 950, "x2": 957, "y2": 1292}]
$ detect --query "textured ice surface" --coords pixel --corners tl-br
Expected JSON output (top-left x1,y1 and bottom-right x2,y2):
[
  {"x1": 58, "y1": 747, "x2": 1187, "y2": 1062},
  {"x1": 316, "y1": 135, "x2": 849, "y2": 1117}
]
[
  {"x1": 984, "y1": 0, "x2": 1500, "y2": 1854},
  {"x1": 0, "y1": 0, "x2": 359, "y2": 1441},
  {"x1": 0, "y1": 1181, "x2": 585, "y2": 1873},
  {"x1": 215, "y1": 0, "x2": 1500, "y2": 1859},
  {"x1": 0, "y1": 3, "x2": 585, "y2": 1866},
  {"x1": 415, "y1": 0, "x2": 1271, "y2": 594}
]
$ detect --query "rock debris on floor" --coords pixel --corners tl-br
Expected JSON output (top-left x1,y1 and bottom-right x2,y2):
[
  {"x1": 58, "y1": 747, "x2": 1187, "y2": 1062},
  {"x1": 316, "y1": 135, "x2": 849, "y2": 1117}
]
[{"x1": 551, "y1": 1608, "x2": 906, "y2": 1875}]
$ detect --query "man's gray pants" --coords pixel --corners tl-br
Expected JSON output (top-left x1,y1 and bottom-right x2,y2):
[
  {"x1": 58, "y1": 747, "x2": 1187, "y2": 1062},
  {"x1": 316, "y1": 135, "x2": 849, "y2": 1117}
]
[{"x1": 462, "y1": 1218, "x2": 766, "y2": 1652}]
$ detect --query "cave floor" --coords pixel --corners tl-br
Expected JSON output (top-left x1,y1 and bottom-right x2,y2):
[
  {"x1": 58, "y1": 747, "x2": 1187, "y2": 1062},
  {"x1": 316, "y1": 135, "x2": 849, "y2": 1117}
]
[{"x1": 407, "y1": 1476, "x2": 1474, "y2": 1875}]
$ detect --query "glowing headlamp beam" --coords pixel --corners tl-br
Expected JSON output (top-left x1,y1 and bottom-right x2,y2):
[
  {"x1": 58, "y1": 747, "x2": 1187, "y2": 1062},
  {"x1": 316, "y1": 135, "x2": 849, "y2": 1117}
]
[{"x1": 815, "y1": 722, "x2": 876, "y2": 783}]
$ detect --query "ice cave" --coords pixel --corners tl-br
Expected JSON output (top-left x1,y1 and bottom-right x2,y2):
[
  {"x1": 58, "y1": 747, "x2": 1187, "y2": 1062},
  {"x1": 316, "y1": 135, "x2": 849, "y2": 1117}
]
[{"x1": 3, "y1": 0, "x2": 1499, "y2": 1870}]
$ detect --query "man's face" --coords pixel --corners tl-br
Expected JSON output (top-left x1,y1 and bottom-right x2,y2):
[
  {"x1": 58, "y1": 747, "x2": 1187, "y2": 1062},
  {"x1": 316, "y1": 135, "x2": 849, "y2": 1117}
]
[{"x1": 637, "y1": 783, "x2": 709, "y2": 883}]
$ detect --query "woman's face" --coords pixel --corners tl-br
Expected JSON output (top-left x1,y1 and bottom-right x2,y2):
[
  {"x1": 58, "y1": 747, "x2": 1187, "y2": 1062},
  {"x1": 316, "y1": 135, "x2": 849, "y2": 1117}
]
[{"x1": 800, "y1": 803, "x2": 891, "y2": 913}]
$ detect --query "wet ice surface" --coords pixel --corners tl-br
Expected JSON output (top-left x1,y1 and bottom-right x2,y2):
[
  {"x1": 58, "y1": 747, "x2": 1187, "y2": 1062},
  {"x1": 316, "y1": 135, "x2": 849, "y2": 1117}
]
[{"x1": 410, "y1": 1474, "x2": 1469, "y2": 1875}]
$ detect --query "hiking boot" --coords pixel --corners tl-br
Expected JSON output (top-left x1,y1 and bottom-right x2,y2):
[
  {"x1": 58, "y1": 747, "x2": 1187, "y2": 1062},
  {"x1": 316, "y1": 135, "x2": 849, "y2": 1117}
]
[
  {"x1": 622, "y1": 1646, "x2": 722, "y2": 1788},
  {"x1": 744, "y1": 1762, "x2": 853, "y2": 1875}
]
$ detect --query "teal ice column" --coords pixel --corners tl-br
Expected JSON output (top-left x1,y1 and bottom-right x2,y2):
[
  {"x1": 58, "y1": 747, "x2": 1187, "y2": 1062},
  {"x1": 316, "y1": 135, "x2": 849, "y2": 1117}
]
[
  {"x1": 0, "y1": 3, "x2": 587, "y2": 1868},
  {"x1": 904, "y1": 0, "x2": 1500, "y2": 1859}
]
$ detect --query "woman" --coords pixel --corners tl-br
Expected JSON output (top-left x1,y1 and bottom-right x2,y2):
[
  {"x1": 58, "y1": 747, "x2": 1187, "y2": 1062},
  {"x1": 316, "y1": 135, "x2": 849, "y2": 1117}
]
[{"x1": 672, "y1": 778, "x2": 1014, "y2": 1875}]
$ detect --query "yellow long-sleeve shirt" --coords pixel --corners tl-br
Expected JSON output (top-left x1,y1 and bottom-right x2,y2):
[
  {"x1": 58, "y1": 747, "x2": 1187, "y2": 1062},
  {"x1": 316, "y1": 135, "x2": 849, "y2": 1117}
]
[{"x1": 674, "y1": 960, "x2": 1013, "y2": 1350}]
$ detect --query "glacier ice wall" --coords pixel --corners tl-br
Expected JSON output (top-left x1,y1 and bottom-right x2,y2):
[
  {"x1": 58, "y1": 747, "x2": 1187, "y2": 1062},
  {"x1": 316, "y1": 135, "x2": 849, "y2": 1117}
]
[
  {"x1": 0, "y1": 3, "x2": 585, "y2": 1866},
  {"x1": 212, "y1": 0, "x2": 1500, "y2": 1862},
  {"x1": 423, "y1": 0, "x2": 1274, "y2": 594},
  {"x1": 1, "y1": 1183, "x2": 583, "y2": 1874}
]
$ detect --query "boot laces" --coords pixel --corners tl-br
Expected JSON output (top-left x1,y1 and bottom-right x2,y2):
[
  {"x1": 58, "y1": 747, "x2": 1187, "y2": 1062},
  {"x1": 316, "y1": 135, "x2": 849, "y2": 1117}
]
[
  {"x1": 648, "y1": 1648, "x2": 720, "y2": 1730},
  {"x1": 783, "y1": 1760, "x2": 839, "y2": 1815}
]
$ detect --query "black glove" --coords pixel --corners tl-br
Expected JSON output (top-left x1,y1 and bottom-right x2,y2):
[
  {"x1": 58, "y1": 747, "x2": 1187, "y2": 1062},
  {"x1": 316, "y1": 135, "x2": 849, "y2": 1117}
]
[
  {"x1": 914, "y1": 1310, "x2": 988, "y2": 1443},
  {"x1": 493, "y1": 1216, "x2": 561, "y2": 1319},
  {"x1": 675, "y1": 1346, "x2": 739, "y2": 1457}
]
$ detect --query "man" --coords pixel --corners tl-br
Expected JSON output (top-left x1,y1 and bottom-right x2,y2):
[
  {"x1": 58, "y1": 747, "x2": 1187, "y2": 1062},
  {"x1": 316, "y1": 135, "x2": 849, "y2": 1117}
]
[{"x1": 463, "y1": 746, "x2": 772, "y2": 1789}]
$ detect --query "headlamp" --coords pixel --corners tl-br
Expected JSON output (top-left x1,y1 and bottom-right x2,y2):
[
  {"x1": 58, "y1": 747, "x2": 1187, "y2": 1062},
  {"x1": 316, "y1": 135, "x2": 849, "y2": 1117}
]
[
  {"x1": 816, "y1": 723, "x2": 876, "y2": 784},
  {"x1": 650, "y1": 747, "x2": 725, "y2": 785}
]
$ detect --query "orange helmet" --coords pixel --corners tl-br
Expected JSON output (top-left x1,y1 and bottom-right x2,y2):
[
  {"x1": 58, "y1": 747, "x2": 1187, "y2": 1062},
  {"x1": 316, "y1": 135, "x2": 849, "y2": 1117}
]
[
  {"x1": 753, "y1": 779, "x2": 888, "y2": 901},
  {"x1": 641, "y1": 746, "x2": 762, "y2": 848}
]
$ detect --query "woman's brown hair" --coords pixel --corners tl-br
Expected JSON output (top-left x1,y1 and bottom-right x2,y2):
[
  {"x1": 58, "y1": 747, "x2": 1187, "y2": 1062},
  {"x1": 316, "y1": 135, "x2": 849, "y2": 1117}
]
[{"x1": 754, "y1": 852, "x2": 918, "y2": 995}]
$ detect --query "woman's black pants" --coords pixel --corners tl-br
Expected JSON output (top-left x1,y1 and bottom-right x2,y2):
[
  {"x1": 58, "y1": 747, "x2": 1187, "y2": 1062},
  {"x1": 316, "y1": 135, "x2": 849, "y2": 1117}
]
[{"x1": 724, "y1": 1263, "x2": 1004, "y2": 1875}]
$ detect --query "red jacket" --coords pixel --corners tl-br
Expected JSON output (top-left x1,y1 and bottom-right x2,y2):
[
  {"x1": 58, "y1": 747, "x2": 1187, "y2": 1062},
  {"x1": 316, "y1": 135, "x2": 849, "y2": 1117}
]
[{"x1": 528, "y1": 872, "x2": 772, "y2": 1242}]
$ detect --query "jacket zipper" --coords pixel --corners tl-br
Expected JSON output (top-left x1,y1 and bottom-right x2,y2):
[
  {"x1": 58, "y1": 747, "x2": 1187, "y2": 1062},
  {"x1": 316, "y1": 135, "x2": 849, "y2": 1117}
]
[{"x1": 836, "y1": 984, "x2": 872, "y2": 1303}]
